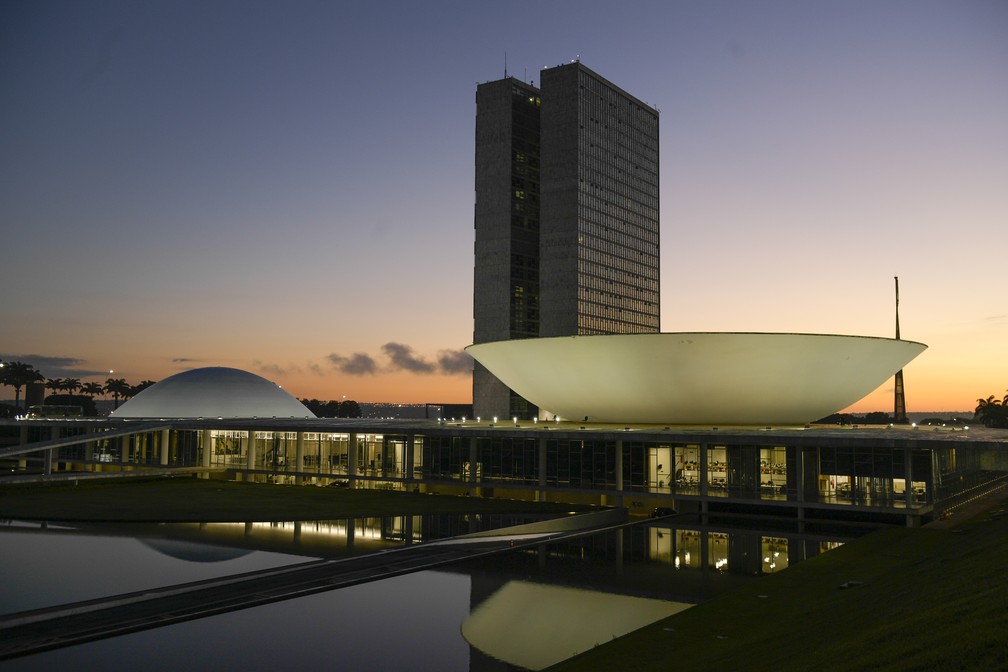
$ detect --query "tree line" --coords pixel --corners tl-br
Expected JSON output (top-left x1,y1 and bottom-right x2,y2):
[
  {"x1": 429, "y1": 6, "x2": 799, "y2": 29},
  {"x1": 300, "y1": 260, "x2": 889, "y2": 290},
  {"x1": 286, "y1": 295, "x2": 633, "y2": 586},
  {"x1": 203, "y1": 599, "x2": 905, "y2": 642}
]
[
  {"x1": 0, "y1": 360, "x2": 155, "y2": 415},
  {"x1": 0, "y1": 361, "x2": 365, "y2": 420},
  {"x1": 298, "y1": 398, "x2": 362, "y2": 418},
  {"x1": 974, "y1": 391, "x2": 1008, "y2": 428},
  {"x1": 816, "y1": 411, "x2": 902, "y2": 425}
]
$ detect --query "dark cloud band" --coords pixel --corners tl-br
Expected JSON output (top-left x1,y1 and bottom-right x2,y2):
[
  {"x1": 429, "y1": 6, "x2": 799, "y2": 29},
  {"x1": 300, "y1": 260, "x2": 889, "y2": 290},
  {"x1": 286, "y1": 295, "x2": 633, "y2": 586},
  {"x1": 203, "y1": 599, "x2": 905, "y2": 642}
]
[{"x1": 324, "y1": 344, "x2": 471, "y2": 376}]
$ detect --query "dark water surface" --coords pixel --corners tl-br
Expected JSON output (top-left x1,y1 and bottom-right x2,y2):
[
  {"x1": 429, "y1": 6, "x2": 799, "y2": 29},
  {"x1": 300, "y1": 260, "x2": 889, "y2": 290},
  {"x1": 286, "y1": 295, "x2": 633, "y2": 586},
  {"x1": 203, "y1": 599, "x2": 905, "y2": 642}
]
[{"x1": 0, "y1": 515, "x2": 859, "y2": 671}]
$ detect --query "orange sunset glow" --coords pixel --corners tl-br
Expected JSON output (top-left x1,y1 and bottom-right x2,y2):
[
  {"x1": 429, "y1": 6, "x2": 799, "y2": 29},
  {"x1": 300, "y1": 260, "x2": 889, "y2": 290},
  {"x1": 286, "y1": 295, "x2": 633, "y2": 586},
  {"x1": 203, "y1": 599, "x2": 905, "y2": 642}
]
[{"x1": 2, "y1": 2, "x2": 1005, "y2": 415}]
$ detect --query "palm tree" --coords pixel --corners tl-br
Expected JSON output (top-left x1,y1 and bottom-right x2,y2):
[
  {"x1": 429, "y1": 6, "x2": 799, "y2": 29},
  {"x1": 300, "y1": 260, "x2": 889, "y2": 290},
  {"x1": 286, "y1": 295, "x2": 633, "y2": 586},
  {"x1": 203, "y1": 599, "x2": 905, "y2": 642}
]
[
  {"x1": 46, "y1": 377, "x2": 63, "y2": 399},
  {"x1": 63, "y1": 378, "x2": 82, "y2": 396},
  {"x1": 131, "y1": 380, "x2": 157, "y2": 396},
  {"x1": 81, "y1": 382, "x2": 104, "y2": 399},
  {"x1": 975, "y1": 394, "x2": 1005, "y2": 428},
  {"x1": 1, "y1": 362, "x2": 45, "y2": 410},
  {"x1": 105, "y1": 378, "x2": 131, "y2": 410}
]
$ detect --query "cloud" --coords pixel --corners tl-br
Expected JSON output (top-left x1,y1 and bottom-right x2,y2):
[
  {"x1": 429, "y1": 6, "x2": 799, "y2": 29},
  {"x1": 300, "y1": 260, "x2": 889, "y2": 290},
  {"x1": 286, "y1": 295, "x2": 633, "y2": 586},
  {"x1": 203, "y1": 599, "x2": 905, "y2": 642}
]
[
  {"x1": 0, "y1": 353, "x2": 107, "y2": 378},
  {"x1": 328, "y1": 352, "x2": 378, "y2": 375},
  {"x1": 325, "y1": 344, "x2": 471, "y2": 376},
  {"x1": 254, "y1": 361, "x2": 304, "y2": 377},
  {"x1": 172, "y1": 357, "x2": 200, "y2": 363},
  {"x1": 437, "y1": 349, "x2": 473, "y2": 375},
  {"x1": 1, "y1": 353, "x2": 83, "y2": 369},
  {"x1": 254, "y1": 361, "x2": 286, "y2": 376},
  {"x1": 382, "y1": 342, "x2": 435, "y2": 374}
]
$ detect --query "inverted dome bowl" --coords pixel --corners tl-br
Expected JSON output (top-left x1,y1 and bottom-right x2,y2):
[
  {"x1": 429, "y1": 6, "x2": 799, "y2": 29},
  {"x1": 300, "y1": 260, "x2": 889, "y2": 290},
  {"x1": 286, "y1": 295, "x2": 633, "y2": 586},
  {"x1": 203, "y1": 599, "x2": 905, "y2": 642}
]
[{"x1": 466, "y1": 333, "x2": 926, "y2": 425}]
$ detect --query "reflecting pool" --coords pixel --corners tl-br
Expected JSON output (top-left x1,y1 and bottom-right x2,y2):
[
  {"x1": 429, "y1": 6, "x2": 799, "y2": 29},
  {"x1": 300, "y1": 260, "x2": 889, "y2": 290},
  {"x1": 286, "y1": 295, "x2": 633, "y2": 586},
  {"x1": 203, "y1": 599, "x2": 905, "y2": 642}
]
[{"x1": 0, "y1": 515, "x2": 859, "y2": 671}]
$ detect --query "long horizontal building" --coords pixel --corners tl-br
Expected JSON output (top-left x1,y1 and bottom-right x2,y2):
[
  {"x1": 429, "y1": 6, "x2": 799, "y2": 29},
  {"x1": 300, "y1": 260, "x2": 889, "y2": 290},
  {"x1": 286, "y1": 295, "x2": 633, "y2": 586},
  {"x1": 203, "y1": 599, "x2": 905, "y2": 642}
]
[
  {"x1": 3, "y1": 367, "x2": 1005, "y2": 527},
  {"x1": 3, "y1": 415, "x2": 1006, "y2": 527}
]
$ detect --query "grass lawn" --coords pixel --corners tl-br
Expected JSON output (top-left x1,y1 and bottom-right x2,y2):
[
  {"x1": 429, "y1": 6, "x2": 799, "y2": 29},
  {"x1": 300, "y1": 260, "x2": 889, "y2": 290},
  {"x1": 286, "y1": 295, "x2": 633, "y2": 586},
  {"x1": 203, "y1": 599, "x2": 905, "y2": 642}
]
[
  {"x1": 0, "y1": 476, "x2": 588, "y2": 522},
  {"x1": 548, "y1": 493, "x2": 1008, "y2": 672}
]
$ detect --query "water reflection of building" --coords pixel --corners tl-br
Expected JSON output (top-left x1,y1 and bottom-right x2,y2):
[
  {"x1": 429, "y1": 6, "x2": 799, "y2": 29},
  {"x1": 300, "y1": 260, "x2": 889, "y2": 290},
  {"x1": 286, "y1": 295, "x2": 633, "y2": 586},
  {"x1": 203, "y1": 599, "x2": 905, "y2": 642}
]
[
  {"x1": 463, "y1": 580, "x2": 688, "y2": 670},
  {"x1": 21, "y1": 514, "x2": 852, "y2": 584},
  {"x1": 2, "y1": 367, "x2": 1006, "y2": 527},
  {"x1": 2, "y1": 515, "x2": 854, "y2": 670}
]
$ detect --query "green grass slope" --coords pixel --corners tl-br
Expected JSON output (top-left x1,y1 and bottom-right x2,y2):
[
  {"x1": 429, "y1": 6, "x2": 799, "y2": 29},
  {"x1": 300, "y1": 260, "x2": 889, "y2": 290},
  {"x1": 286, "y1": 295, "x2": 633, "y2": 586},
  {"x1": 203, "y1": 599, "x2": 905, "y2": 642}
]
[
  {"x1": 549, "y1": 497, "x2": 1008, "y2": 672},
  {"x1": 0, "y1": 477, "x2": 587, "y2": 522}
]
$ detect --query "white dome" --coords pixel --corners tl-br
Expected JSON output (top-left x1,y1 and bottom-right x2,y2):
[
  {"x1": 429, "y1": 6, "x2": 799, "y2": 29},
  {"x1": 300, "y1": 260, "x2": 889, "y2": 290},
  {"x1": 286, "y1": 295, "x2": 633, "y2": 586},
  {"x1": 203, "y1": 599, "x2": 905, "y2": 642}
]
[
  {"x1": 111, "y1": 367, "x2": 315, "y2": 419},
  {"x1": 466, "y1": 332, "x2": 927, "y2": 425}
]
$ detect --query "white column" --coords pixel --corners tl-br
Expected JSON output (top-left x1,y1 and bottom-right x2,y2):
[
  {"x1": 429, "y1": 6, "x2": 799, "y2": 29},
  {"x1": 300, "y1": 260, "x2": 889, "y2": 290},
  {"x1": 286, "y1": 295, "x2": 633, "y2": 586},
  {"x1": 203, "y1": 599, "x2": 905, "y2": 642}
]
[
  {"x1": 44, "y1": 426, "x2": 58, "y2": 476},
  {"x1": 160, "y1": 428, "x2": 170, "y2": 466},
  {"x1": 468, "y1": 437, "x2": 478, "y2": 488},
  {"x1": 699, "y1": 442, "x2": 709, "y2": 497},
  {"x1": 795, "y1": 447, "x2": 805, "y2": 503},
  {"x1": 18, "y1": 426, "x2": 28, "y2": 470},
  {"x1": 347, "y1": 432, "x2": 357, "y2": 486},
  {"x1": 904, "y1": 447, "x2": 916, "y2": 527},
  {"x1": 201, "y1": 430, "x2": 212, "y2": 469},
  {"x1": 246, "y1": 430, "x2": 257, "y2": 472},
  {"x1": 904, "y1": 448, "x2": 914, "y2": 508},
  {"x1": 699, "y1": 442, "x2": 709, "y2": 522},
  {"x1": 295, "y1": 431, "x2": 305, "y2": 485},
  {"x1": 85, "y1": 427, "x2": 95, "y2": 466},
  {"x1": 405, "y1": 434, "x2": 415, "y2": 485}
]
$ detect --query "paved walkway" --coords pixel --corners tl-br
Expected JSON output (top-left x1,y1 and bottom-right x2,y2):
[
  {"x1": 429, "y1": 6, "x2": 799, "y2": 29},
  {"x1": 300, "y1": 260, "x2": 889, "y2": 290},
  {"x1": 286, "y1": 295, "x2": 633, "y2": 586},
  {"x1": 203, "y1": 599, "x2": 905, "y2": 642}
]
[{"x1": 925, "y1": 483, "x2": 1008, "y2": 530}]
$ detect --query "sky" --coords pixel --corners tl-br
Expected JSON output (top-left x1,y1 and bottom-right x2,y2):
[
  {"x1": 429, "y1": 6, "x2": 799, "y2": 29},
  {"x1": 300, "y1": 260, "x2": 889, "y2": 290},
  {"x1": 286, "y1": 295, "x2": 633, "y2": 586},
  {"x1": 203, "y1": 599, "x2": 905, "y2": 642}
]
[{"x1": 1, "y1": 0, "x2": 1005, "y2": 412}]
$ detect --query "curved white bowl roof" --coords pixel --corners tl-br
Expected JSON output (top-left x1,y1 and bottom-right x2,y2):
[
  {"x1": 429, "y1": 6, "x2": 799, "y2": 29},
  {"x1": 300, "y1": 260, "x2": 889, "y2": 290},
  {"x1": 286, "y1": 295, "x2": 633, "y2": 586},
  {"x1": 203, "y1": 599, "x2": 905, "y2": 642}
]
[
  {"x1": 466, "y1": 333, "x2": 927, "y2": 425},
  {"x1": 111, "y1": 367, "x2": 315, "y2": 419}
]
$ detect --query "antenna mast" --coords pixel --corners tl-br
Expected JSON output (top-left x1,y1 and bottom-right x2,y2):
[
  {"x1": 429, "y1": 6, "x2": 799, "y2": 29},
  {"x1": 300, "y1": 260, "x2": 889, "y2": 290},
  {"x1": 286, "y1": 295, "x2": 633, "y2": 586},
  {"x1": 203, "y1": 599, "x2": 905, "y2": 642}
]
[
  {"x1": 895, "y1": 275, "x2": 901, "y2": 340},
  {"x1": 893, "y1": 276, "x2": 907, "y2": 423}
]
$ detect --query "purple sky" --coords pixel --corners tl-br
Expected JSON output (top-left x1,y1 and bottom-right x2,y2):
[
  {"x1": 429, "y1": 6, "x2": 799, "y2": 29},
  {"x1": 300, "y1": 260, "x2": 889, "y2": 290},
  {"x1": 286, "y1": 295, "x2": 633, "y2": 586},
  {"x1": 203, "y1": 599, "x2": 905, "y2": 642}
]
[{"x1": 2, "y1": 0, "x2": 1006, "y2": 410}]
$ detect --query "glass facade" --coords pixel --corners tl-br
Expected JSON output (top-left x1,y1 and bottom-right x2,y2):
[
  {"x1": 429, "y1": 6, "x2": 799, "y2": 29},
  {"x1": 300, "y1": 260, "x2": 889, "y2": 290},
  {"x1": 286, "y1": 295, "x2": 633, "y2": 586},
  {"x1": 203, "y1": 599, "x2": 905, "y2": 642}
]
[
  {"x1": 546, "y1": 439, "x2": 618, "y2": 490},
  {"x1": 478, "y1": 436, "x2": 539, "y2": 485},
  {"x1": 649, "y1": 526, "x2": 842, "y2": 576},
  {"x1": 7, "y1": 420, "x2": 1003, "y2": 524}
]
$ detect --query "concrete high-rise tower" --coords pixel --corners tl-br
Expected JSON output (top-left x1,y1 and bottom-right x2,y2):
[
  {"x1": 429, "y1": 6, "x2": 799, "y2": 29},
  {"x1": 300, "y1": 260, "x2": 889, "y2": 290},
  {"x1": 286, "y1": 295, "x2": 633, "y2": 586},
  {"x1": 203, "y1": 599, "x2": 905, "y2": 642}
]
[
  {"x1": 473, "y1": 76, "x2": 542, "y2": 420},
  {"x1": 473, "y1": 62, "x2": 660, "y2": 419},
  {"x1": 538, "y1": 62, "x2": 661, "y2": 337}
]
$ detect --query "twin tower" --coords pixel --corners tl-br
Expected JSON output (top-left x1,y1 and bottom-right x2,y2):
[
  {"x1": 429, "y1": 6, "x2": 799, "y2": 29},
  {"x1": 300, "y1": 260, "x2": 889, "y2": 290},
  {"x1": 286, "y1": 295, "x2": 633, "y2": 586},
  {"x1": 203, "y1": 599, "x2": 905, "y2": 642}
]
[{"x1": 474, "y1": 61, "x2": 661, "y2": 419}]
